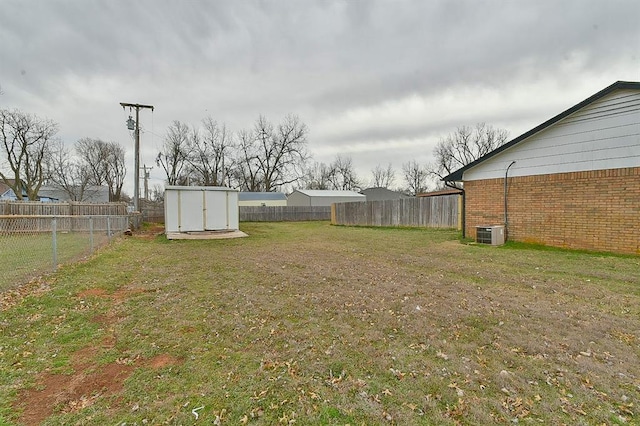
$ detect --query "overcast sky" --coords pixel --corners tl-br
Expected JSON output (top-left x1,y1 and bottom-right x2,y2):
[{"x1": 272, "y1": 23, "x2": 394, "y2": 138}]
[{"x1": 1, "y1": 0, "x2": 639, "y2": 193}]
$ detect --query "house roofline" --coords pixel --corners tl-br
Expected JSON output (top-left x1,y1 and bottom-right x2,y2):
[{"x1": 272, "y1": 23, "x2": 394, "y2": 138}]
[
  {"x1": 442, "y1": 80, "x2": 640, "y2": 182},
  {"x1": 417, "y1": 188, "x2": 463, "y2": 197}
]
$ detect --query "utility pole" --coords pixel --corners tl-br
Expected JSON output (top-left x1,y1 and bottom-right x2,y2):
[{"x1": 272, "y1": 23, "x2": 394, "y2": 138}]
[
  {"x1": 141, "y1": 164, "x2": 153, "y2": 200},
  {"x1": 119, "y1": 102, "x2": 154, "y2": 213}
]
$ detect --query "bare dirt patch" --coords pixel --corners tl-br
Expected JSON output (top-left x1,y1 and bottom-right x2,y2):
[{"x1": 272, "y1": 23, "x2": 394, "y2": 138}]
[
  {"x1": 16, "y1": 350, "x2": 185, "y2": 425},
  {"x1": 14, "y1": 284, "x2": 184, "y2": 425},
  {"x1": 16, "y1": 355, "x2": 137, "y2": 425},
  {"x1": 134, "y1": 223, "x2": 165, "y2": 240},
  {"x1": 148, "y1": 354, "x2": 182, "y2": 369},
  {"x1": 77, "y1": 288, "x2": 107, "y2": 298}
]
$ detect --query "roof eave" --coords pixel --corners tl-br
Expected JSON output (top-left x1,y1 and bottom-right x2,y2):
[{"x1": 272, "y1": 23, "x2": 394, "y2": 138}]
[{"x1": 441, "y1": 80, "x2": 640, "y2": 183}]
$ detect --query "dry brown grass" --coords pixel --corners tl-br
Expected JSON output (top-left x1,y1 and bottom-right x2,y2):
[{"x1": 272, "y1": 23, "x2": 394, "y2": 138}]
[{"x1": 1, "y1": 221, "x2": 638, "y2": 425}]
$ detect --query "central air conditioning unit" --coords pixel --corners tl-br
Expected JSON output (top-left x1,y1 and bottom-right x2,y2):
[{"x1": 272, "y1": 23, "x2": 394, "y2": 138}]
[{"x1": 476, "y1": 225, "x2": 505, "y2": 246}]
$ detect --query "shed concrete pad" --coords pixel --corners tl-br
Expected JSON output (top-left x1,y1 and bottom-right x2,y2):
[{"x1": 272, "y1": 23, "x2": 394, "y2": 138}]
[{"x1": 166, "y1": 230, "x2": 248, "y2": 240}]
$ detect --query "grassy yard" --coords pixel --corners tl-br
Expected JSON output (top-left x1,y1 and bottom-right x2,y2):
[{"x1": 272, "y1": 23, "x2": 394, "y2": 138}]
[
  {"x1": 0, "y1": 232, "x2": 102, "y2": 292},
  {"x1": 0, "y1": 222, "x2": 638, "y2": 425}
]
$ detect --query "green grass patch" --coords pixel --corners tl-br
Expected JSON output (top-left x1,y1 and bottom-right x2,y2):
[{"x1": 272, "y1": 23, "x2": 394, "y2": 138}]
[{"x1": 1, "y1": 221, "x2": 638, "y2": 425}]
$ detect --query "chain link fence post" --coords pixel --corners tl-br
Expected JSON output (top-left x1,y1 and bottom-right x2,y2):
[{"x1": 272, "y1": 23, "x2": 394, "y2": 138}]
[
  {"x1": 89, "y1": 216, "x2": 94, "y2": 253},
  {"x1": 52, "y1": 217, "x2": 58, "y2": 271}
]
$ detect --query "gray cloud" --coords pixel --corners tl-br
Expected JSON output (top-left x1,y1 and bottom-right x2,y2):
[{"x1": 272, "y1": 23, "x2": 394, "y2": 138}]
[{"x1": 1, "y1": 0, "x2": 638, "y2": 191}]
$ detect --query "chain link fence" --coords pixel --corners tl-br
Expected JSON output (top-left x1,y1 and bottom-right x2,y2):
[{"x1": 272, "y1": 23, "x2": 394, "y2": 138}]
[{"x1": 0, "y1": 215, "x2": 130, "y2": 292}]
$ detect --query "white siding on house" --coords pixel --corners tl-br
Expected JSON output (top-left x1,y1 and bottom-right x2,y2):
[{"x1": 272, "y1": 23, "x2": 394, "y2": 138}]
[
  {"x1": 238, "y1": 199, "x2": 287, "y2": 207},
  {"x1": 464, "y1": 90, "x2": 640, "y2": 181},
  {"x1": 238, "y1": 192, "x2": 287, "y2": 206}
]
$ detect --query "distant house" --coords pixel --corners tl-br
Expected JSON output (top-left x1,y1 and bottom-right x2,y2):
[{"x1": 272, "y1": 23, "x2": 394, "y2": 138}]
[
  {"x1": 238, "y1": 192, "x2": 287, "y2": 207},
  {"x1": 0, "y1": 181, "x2": 110, "y2": 203},
  {"x1": 0, "y1": 179, "x2": 28, "y2": 200},
  {"x1": 443, "y1": 80, "x2": 640, "y2": 254},
  {"x1": 287, "y1": 189, "x2": 365, "y2": 207},
  {"x1": 417, "y1": 188, "x2": 463, "y2": 198},
  {"x1": 0, "y1": 182, "x2": 14, "y2": 200},
  {"x1": 360, "y1": 187, "x2": 409, "y2": 201},
  {"x1": 38, "y1": 185, "x2": 109, "y2": 203}
]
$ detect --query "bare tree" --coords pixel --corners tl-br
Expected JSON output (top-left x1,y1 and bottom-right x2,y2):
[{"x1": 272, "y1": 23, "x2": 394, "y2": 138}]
[
  {"x1": 150, "y1": 184, "x2": 165, "y2": 202},
  {"x1": 47, "y1": 140, "x2": 92, "y2": 201},
  {"x1": 328, "y1": 155, "x2": 361, "y2": 191},
  {"x1": 370, "y1": 163, "x2": 395, "y2": 188},
  {"x1": 402, "y1": 160, "x2": 429, "y2": 196},
  {"x1": 429, "y1": 123, "x2": 509, "y2": 185},
  {"x1": 302, "y1": 161, "x2": 333, "y2": 190},
  {"x1": 75, "y1": 138, "x2": 127, "y2": 201},
  {"x1": 105, "y1": 143, "x2": 126, "y2": 201},
  {"x1": 76, "y1": 138, "x2": 107, "y2": 186},
  {"x1": 187, "y1": 117, "x2": 234, "y2": 186},
  {"x1": 234, "y1": 128, "x2": 263, "y2": 191},
  {"x1": 0, "y1": 108, "x2": 58, "y2": 200},
  {"x1": 235, "y1": 114, "x2": 309, "y2": 191},
  {"x1": 157, "y1": 120, "x2": 190, "y2": 186}
]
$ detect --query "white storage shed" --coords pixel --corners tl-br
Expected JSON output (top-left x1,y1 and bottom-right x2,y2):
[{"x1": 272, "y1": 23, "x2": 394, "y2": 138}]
[{"x1": 164, "y1": 186, "x2": 240, "y2": 237}]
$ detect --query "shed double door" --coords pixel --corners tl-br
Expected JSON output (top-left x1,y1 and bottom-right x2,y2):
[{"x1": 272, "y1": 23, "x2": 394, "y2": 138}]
[{"x1": 176, "y1": 190, "x2": 232, "y2": 232}]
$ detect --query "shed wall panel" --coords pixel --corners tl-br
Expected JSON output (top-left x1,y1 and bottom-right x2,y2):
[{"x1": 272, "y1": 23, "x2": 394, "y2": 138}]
[{"x1": 164, "y1": 187, "x2": 239, "y2": 233}]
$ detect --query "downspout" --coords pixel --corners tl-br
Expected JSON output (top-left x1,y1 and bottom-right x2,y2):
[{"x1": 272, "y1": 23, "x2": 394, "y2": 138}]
[
  {"x1": 504, "y1": 161, "x2": 516, "y2": 242},
  {"x1": 444, "y1": 181, "x2": 465, "y2": 238}
]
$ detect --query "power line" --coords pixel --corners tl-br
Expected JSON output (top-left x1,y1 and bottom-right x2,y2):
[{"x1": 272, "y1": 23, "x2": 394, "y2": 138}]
[{"x1": 119, "y1": 102, "x2": 154, "y2": 213}]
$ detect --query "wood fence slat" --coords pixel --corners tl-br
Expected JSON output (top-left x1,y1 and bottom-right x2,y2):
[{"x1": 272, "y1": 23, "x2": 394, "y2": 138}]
[
  {"x1": 239, "y1": 206, "x2": 331, "y2": 222},
  {"x1": 332, "y1": 195, "x2": 460, "y2": 229},
  {"x1": 1, "y1": 201, "x2": 128, "y2": 216}
]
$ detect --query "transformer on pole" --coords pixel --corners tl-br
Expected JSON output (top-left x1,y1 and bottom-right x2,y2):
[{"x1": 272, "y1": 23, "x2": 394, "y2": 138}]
[{"x1": 119, "y1": 102, "x2": 154, "y2": 213}]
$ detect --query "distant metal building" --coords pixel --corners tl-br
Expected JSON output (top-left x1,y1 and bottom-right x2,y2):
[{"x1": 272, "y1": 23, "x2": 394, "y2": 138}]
[
  {"x1": 360, "y1": 187, "x2": 409, "y2": 201},
  {"x1": 287, "y1": 189, "x2": 365, "y2": 207},
  {"x1": 238, "y1": 192, "x2": 287, "y2": 206}
]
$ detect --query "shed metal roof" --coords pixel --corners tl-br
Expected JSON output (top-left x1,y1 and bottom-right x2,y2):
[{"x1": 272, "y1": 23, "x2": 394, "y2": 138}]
[{"x1": 291, "y1": 189, "x2": 365, "y2": 197}]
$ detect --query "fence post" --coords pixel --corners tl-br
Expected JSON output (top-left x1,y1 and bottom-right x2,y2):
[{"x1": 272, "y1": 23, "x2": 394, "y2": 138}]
[
  {"x1": 52, "y1": 217, "x2": 57, "y2": 270},
  {"x1": 89, "y1": 216, "x2": 94, "y2": 253},
  {"x1": 107, "y1": 216, "x2": 112, "y2": 240}
]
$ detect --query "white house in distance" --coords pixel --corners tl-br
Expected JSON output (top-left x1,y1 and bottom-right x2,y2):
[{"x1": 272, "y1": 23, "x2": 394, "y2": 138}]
[
  {"x1": 238, "y1": 192, "x2": 287, "y2": 206},
  {"x1": 360, "y1": 187, "x2": 409, "y2": 201},
  {"x1": 287, "y1": 189, "x2": 365, "y2": 207},
  {"x1": 0, "y1": 180, "x2": 26, "y2": 200}
]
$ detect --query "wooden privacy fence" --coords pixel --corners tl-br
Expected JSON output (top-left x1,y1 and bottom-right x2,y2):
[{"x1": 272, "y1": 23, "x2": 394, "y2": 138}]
[
  {"x1": 141, "y1": 207, "x2": 164, "y2": 223},
  {"x1": 332, "y1": 195, "x2": 461, "y2": 229},
  {"x1": 1, "y1": 201, "x2": 128, "y2": 216},
  {"x1": 240, "y1": 206, "x2": 331, "y2": 222},
  {"x1": 0, "y1": 215, "x2": 130, "y2": 233}
]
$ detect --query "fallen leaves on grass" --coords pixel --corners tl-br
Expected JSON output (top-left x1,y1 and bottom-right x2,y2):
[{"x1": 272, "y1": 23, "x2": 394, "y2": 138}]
[
  {"x1": 611, "y1": 330, "x2": 636, "y2": 345},
  {"x1": 0, "y1": 276, "x2": 51, "y2": 311}
]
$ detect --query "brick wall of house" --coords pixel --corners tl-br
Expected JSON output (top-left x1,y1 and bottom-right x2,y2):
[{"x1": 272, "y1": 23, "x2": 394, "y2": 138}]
[{"x1": 464, "y1": 167, "x2": 640, "y2": 254}]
